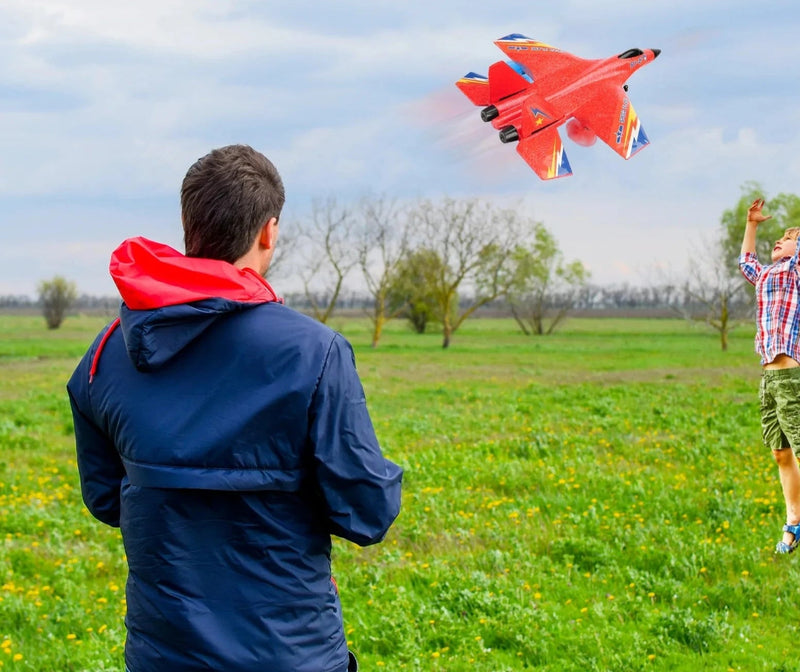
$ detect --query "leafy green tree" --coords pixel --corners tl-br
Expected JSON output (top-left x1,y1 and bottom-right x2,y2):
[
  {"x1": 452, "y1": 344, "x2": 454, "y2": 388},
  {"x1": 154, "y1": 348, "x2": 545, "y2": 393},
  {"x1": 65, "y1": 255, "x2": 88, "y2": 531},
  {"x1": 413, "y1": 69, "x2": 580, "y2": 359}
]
[
  {"x1": 721, "y1": 182, "x2": 797, "y2": 263},
  {"x1": 771, "y1": 191, "x2": 800, "y2": 231},
  {"x1": 506, "y1": 222, "x2": 590, "y2": 335},
  {"x1": 388, "y1": 247, "x2": 449, "y2": 334},
  {"x1": 38, "y1": 276, "x2": 78, "y2": 329}
]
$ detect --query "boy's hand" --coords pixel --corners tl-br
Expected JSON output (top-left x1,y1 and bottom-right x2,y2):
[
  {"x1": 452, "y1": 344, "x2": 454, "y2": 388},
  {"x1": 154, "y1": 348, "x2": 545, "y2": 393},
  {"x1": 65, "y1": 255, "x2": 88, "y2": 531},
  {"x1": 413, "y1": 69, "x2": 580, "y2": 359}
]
[{"x1": 747, "y1": 198, "x2": 772, "y2": 225}]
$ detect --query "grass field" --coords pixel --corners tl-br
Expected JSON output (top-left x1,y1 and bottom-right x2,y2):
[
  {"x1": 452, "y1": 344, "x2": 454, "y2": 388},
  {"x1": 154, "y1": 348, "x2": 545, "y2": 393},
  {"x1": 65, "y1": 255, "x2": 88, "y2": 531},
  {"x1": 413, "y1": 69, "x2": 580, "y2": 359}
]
[{"x1": 1, "y1": 313, "x2": 798, "y2": 671}]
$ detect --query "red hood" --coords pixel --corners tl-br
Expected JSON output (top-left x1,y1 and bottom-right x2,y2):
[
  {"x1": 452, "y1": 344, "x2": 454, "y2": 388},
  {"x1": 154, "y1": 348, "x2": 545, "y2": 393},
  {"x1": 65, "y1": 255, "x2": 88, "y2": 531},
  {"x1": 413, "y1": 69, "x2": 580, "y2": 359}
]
[{"x1": 109, "y1": 237, "x2": 281, "y2": 310}]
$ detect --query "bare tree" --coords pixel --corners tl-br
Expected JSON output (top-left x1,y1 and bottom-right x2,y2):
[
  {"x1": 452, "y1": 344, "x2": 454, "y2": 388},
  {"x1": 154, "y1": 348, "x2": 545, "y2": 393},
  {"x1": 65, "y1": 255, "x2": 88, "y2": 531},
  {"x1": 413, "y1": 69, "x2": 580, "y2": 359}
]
[
  {"x1": 411, "y1": 197, "x2": 523, "y2": 348},
  {"x1": 297, "y1": 197, "x2": 358, "y2": 324},
  {"x1": 506, "y1": 222, "x2": 590, "y2": 335},
  {"x1": 356, "y1": 196, "x2": 410, "y2": 347},
  {"x1": 38, "y1": 276, "x2": 78, "y2": 329},
  {"x1": 680, "y1": 234, "x2": 749, "y2": 351},
  {"x1": 265, "y1": 218, "x2": 297, "y2": 283}
]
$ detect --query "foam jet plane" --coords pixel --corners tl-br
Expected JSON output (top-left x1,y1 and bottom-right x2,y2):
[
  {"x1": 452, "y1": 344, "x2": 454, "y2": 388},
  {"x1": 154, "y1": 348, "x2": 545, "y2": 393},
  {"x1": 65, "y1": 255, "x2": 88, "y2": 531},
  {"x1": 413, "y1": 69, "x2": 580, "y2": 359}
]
[{"x1": 456, "y1": 34, "x2": 660, "y2": 180}]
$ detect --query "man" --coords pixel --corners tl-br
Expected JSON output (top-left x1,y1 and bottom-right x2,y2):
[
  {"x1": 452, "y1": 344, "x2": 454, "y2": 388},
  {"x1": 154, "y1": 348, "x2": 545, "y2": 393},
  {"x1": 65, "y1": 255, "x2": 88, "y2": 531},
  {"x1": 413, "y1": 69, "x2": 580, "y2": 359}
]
[{"x1": 67, "y1": 144, "x2": 403, "y2": 671}]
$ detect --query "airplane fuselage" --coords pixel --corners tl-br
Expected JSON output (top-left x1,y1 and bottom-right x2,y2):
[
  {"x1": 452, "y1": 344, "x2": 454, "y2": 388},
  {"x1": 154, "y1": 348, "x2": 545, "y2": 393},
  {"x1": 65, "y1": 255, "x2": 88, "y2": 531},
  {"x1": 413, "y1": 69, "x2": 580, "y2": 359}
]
[{"x1": 488, "y1": 51, "x2": 657, "y2": 137}]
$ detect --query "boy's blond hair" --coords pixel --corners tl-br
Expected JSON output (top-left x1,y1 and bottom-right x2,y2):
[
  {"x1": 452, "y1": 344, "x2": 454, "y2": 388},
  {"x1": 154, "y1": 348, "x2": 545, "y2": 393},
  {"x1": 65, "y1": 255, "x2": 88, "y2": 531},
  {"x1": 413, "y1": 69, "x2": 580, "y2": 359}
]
[{"x1": 786, "y1": 227, "x2": 800, "y2": 241}]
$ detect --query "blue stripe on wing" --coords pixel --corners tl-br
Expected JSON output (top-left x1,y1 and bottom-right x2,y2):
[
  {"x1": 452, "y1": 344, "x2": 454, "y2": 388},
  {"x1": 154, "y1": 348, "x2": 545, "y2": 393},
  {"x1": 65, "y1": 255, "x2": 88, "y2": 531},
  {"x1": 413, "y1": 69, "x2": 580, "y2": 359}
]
[
  {"x1": 462, "y1": 72, "x2": 488, "y2": 82},
  {"x1": 498, "y1": 33, "x2": 535, "y2": 42}
]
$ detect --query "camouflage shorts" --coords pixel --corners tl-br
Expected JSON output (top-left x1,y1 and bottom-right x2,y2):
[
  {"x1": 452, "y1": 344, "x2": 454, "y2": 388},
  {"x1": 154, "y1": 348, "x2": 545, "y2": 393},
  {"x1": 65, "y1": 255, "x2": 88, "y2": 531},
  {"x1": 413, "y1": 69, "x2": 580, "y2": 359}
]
[{"x1": 760, "y1": 367, "x2": 800, "y2": 454}]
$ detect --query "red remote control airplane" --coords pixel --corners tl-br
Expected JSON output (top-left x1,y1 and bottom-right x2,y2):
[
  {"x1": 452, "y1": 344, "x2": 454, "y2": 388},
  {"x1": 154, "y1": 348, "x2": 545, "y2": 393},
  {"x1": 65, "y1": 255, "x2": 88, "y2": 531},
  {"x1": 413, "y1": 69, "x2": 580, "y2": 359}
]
[{"x1": 456, "y1": 34, "x2": 660, "y2": 180}]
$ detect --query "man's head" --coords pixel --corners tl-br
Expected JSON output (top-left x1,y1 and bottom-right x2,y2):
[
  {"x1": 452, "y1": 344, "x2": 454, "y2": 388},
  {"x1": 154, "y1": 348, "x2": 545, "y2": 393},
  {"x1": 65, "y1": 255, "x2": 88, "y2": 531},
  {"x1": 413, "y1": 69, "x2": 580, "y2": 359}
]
[
  {"x1": 772, "y1": 227, "x2": 800, "y2": 262},
  {"x1": 181, "y1": 145, "x2": 285, "y2": 263}
]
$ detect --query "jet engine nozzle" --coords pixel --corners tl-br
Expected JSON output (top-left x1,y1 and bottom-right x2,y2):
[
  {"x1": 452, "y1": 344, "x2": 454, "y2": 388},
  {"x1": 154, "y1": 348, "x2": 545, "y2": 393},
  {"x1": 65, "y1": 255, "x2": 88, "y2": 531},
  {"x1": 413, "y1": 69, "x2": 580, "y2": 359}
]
[
  {"x1": 480, "y1": 105, "x2": 499, "y2": 122},
  {"x1": 498, "y1": 126, "x2": 519, "y2": 144}
]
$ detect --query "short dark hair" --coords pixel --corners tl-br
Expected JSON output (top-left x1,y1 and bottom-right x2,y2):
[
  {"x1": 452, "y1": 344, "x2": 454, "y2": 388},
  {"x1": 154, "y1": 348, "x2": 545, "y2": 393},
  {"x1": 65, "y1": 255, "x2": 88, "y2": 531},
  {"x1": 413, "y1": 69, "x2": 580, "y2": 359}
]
[{"x1": 181, "y1": 144, "x2": 285, "y2": 262}]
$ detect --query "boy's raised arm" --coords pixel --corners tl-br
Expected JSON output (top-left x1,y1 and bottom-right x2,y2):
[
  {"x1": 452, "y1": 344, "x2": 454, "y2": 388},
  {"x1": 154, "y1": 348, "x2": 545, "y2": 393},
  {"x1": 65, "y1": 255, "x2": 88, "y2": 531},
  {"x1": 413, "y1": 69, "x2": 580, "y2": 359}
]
[{"x1": 741, "y1": 198, "x2": 772, "y2": 256}]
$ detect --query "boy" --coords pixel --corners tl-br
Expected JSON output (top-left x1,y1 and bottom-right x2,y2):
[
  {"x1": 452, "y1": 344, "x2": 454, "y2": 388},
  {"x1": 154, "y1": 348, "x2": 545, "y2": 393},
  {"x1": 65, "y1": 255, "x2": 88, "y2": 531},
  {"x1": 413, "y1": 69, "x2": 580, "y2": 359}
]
[{"x1": 739, "y1": 197, "x2": 800, "y2": 553}]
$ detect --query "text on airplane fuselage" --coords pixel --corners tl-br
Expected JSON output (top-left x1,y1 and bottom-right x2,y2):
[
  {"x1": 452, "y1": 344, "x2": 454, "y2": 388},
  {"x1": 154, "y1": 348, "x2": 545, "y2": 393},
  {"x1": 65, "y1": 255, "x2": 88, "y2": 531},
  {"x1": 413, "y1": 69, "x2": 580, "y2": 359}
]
[{"x1": 615, "y1": 97, "x2": 630, "y2": 144}]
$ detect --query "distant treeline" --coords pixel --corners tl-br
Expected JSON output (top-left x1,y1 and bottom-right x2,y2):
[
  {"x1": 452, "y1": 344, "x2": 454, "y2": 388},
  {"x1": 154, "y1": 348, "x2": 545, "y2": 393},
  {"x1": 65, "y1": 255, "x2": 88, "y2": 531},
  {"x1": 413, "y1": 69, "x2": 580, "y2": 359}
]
[
  {"x1": 0, "y1": 294, "x2": 120, "y2": 313},
  {"x1": 0, "y1": 284, "x2": 753, "y2": 318}
]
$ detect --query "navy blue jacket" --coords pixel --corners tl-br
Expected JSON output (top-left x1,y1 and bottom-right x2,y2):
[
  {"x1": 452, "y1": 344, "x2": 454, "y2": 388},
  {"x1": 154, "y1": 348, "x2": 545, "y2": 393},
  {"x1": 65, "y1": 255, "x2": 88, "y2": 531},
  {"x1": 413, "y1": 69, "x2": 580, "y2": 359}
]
[{"x1": 67, "y1": 237, "x2": 403, "y2": 672}]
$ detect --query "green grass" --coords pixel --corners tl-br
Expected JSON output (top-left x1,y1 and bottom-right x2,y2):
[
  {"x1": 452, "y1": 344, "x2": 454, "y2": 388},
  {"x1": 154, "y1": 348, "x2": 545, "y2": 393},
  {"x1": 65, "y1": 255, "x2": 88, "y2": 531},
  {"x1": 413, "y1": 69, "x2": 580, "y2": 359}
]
[{"x1": 1, "y1": 313, "x2": 796, "y2": 671}]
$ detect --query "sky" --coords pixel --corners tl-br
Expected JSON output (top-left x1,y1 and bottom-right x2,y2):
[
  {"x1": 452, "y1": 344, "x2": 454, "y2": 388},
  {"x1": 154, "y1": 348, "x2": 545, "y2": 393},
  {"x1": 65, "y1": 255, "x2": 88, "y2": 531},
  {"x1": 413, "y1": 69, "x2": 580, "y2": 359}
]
[{"x1": 1, "y1": 0, "x2": 799, "y2": 297}]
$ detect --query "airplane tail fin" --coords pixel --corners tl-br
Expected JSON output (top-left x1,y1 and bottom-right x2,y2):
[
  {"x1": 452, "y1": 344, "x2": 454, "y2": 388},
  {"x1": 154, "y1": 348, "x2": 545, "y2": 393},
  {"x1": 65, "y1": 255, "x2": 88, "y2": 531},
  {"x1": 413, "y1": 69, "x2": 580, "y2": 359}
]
[
  {"x1": 455, "y1": 72, "x2": 490, "y2": 106},
  {"x1": 517, "y1": 127, "x2": 573, "y2": 180},
  {"x1": 488, "y1": 61, "x2": 530, "y2": 103}
]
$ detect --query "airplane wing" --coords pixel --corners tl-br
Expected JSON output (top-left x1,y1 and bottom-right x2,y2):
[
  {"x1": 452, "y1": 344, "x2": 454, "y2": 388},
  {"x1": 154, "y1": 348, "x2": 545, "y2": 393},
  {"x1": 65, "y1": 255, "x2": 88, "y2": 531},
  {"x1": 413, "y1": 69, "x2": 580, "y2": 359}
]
[
  {"x1": 573, "y1": 86, "x2": 650, "y2": 159},
  {"x1": 494, "y1": 34, "x2": 591, "y2": 81},
  {"x1": 455, "y1": 72, "x2": 490, "y2": 106},
  {"x1": 516, "y1": 126, "x2": 572, "y2": 180}
]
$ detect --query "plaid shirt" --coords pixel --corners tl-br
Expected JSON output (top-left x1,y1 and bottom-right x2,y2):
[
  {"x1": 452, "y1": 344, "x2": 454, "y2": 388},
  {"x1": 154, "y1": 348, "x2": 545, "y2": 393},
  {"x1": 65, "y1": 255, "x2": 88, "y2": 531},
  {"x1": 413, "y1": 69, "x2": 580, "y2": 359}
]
[{"x1": 739, "y1": 246, "x2": 800, "y2": 365}]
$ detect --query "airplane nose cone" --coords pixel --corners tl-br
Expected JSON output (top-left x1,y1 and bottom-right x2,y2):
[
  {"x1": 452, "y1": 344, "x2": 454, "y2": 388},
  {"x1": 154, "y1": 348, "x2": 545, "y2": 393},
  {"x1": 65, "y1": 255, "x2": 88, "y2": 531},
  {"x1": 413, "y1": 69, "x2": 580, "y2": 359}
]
[{"x1": 652, "y1": 48, "x2": 661, "y2": 58}]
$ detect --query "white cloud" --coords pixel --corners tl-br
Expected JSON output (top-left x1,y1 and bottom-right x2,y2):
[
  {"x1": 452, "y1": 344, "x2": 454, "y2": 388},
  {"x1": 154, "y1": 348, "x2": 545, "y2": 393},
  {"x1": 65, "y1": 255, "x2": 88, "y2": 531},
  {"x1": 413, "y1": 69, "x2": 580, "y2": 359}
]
[
  {"x1": 1, "y1": 0, "x2": 799, "y2": 295},
  {"x1": 7, "y1": 1, "x2": 295, "y2": 57}
]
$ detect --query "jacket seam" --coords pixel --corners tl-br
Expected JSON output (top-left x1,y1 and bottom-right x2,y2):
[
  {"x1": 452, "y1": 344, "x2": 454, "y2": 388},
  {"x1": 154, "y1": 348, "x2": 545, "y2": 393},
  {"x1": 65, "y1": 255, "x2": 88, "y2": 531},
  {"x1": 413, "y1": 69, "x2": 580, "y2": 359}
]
[
  {"x1": 308, "y1": 331, "x2": 340, "y2": 412},
  {"x1": 122, "y1": 457, "x2": 302, "y2": 472}
]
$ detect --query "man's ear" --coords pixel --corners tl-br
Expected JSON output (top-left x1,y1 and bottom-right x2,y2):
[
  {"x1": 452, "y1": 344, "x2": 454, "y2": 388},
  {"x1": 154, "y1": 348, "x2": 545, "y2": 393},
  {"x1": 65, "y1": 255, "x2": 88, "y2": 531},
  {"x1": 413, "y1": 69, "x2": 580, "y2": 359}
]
[{"x1": 258, "y1": 217, "x2": 279, "y2": 250}]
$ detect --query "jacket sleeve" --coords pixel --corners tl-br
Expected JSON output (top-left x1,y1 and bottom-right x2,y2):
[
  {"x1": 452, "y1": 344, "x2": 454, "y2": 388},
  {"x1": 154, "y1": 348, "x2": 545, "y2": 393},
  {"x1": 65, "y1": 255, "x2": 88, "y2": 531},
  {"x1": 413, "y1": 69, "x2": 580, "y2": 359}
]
[
  {"x1": 309, "y1": 334, "x2": 402, "y2": 546},
  {"x1": 67, "y1": 351, "x2": 126, "y2": 528}
]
